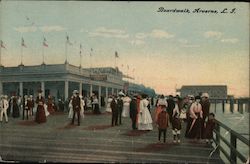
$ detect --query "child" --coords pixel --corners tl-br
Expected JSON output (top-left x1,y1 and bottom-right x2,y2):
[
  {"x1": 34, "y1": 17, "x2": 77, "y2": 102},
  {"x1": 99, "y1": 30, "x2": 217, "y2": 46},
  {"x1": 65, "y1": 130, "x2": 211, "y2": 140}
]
[
  {"x1": 179, "y1": 103, "x2": 188, "y2": 122},
  {"x1": 156, "y1": 106, "x2": 169, "y2": 143},
  {"x1": 172, "y1": 97, "x2": 182, "y2": 143},
  {"x1": 203, "y1": 113, "x2": 216, "y2": 144}
]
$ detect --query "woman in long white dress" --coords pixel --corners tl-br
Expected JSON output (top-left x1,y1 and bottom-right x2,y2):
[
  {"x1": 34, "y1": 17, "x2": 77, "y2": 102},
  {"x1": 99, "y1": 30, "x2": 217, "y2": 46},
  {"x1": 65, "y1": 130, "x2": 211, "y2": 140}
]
[
  {"x1": 122, "y1": 95, "x2": 131, "y2": 117},
  {"x1": 138, "y1": 94, "x2": 153, "y2": 131},
  {"x1": 106, "y1": 95, "x2": 113, "y2": 113}
]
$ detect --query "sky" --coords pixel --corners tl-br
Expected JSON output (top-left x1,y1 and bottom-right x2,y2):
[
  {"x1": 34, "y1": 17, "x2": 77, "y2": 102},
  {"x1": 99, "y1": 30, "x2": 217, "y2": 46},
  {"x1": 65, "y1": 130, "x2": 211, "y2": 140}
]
[{"x1": 0, "y1": 1, "x2": 249, "y2": 97}]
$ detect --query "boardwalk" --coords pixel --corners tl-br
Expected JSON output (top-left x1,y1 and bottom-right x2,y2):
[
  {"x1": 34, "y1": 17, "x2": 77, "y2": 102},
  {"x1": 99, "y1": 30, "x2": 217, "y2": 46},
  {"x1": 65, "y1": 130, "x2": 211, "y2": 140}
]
[{"x1": 0, "y1": 108, "x2": 223, "y2": 163}]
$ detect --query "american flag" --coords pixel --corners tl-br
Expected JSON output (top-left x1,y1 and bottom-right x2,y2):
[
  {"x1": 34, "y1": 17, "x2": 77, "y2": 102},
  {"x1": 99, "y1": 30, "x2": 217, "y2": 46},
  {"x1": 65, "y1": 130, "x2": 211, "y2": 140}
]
[
  {"x1": 43, "y1": 37, "x2": 48, "y2": 47},
  {"x1": 21, "y1": 37, "x2": 27, "y2": 47},
  {"x1": 80, "y1": 44, "x2": 82, "y2": 55},
  {"x1": 115, "y1": 51, "x2": 119, "y2": 58},
  {"x1": 66, "y1": 35, "x2": 73, "y2": 45},
  {"x1": 0, "y1": 40, "x2": 6, "y2": 49}
]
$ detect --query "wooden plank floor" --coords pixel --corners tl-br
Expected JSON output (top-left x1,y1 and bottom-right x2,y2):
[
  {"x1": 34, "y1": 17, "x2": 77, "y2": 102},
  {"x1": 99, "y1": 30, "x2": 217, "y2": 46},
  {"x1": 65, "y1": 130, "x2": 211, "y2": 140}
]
[{"x1": 0, "y1": 108, "x2": 224, "y2": 163}]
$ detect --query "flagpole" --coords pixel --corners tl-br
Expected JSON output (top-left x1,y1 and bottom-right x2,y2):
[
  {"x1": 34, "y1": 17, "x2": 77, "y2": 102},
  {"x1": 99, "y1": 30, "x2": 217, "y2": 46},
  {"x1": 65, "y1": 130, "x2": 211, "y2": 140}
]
[
  {"x1": 0, "y1": 44, "x2": 2, "y2": 66},
  {"x1": 79, "y1": 44, "x2": 82, "y2": 68},
  {"x1": 90, "y1": 49, "x2": 92, "y2": 75},
  {"x1": 42, "y1": 43, "x2": 45, "y2": 64},
  {"x1": 65, "y1": 40, "x2": 68, "y2": 64},
  {"x1": 21, "y1": 42, "x2": 23, "y2": 65}
]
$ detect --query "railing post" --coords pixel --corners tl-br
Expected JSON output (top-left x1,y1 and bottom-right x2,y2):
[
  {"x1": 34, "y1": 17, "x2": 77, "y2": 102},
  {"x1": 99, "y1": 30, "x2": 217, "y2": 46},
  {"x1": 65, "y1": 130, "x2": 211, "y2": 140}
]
[
  {"x1": 230, "y1": 99, "x2": 234, "y2": 113},
  {"x1": 214, "y1": 99, "x2": 217, "y2": 113},
  {"x1": 238, "y1": 100, "x2": 243, "y2": 114},
  {"x1": 222, "y1": 100, "x2": 225, "y2": 113},
  {"x1": 230, "y1": 133, "x2": 237, "y2": 164},
  {"x1": 215, "y1": 123, "x2": 220, "y2": 155}
]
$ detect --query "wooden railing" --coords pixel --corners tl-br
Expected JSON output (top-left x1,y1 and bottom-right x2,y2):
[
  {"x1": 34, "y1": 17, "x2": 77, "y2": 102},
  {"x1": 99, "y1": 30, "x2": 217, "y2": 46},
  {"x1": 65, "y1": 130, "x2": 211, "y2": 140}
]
[
  {"x1": 209, "y1": 98, "x2": 250, "y2": 114},
  {"x1": 213, "y1": 119, "x2": 249, "y2": 164}
]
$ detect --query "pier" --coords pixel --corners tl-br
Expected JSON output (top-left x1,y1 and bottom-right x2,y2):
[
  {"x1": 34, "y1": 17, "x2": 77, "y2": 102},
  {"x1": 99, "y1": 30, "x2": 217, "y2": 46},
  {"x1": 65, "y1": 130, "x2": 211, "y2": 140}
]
[{"x1": 0, "y1": 108, "x2": 224, "y2": 163}]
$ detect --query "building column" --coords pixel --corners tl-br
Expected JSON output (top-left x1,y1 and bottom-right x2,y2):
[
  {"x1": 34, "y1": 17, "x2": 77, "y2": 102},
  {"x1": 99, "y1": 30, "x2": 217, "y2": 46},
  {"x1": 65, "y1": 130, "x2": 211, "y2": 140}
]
[
  {"x1": 19, "y1": 82, "x2": 23, "y2": 97},
  {"x1": 0, "y1": 82, "x2": 3, "y2": 96},
  {"x1": 79, "y1": 82, "x2": 83, "y2": 96},
  {"x1": 90, "y1": 84, "x2": 93, "y2": 97},
  {"x1": 41, "y1": 81, "x2": 45, "y2": 97},
  {"x1": 64, "y1": 80, "x2": 69, "y2": 101},
  {"x1": 98, "y1": 85, "x2": 101, "y2": 106},
  {"x1": 105, "y1": 87, "x2": 108, "y2": 106},
  {"x1": 116, "y1": 88, "x2": 119, "y2": 95},
  {"x1": 111, "y1": 88, "x2": 114, "y2": 95}
]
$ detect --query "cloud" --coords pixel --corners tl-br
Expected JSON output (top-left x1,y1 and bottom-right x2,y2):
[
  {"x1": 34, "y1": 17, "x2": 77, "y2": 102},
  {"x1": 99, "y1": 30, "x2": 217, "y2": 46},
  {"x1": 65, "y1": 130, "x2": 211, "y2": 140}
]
[
  {"x1": 135, "y1": 33, "x2": 148, "y2": 39},
  {"x1": 130, "y1": 39, "x2": 145, "y2": 45},
  {"x1": 182, "y1": 44, "x2": 200, "y2": 48},
  {"x1": 150, "y1": 29, "x2": 174, "y2": 39},
  {"x1": 178, "y1": 39, "x2": 188, "y2": 44},
  {"x1": 204, "y1": 31, "x2": 222, "y2": 39},
  {"x1": 134, "y1": 30, "x2": 174, "y2": 40},
  {"x1": 40, "y1": 26, "x2": 65, "y2": 32},
  {"x1": 221, "y1": 38, "x2": 239, "y2": 43},
  {"x1": 88, "y1": 27, "x2": 129, "y2": 39},
  {"x1": 14, "y1": 26, "x2": 37, "y2": 33}
]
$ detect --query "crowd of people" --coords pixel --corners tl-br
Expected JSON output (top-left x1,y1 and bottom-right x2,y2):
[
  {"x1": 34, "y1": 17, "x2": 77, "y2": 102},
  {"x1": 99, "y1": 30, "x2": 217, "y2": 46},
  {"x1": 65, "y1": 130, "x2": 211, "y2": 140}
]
[{"x1": 0, "y1": 89, "x2": 215, "y2": 144}]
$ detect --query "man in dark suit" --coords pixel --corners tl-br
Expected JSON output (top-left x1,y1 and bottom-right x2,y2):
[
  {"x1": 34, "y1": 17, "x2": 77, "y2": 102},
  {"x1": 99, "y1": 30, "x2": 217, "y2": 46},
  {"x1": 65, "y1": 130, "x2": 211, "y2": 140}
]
[
  {"x1": 71, "y1": 90, "x2": 81, "y2": 126},
  {"x1": 117, "y1": 94, "x2": 124, "y2": 125},
  {"x1": 167, "y1": 95, "x2": 175, "y2": 124},
  {"x1": 130, "y1": 95, "x2": 138, "y2": 130},
  {"x1": 111, "y1": 95, "x2": 118, "y2": 126}
]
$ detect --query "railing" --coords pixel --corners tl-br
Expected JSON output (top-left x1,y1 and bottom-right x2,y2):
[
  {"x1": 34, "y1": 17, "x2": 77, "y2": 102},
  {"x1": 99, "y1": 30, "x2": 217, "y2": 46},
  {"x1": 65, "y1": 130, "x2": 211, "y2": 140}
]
[
  {"x1": 210, "y1": 98, "x2": 250, "y2": 114},
  {"x1": 213, "y1": 119, "x2": 249, "y2": 164}
]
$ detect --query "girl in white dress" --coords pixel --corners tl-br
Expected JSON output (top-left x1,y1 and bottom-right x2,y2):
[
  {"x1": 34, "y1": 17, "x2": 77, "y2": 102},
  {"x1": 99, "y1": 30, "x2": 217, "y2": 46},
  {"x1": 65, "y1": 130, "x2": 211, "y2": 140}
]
[
  {"x1": 122, "y1": 95, "x2": 131, "y2": 117},
  {"x1": 105, "y1": 95, "x2": 113, "y2": 113},
  {"x1": 138, "y1": 94, "x2": 153, "y2": 131}
]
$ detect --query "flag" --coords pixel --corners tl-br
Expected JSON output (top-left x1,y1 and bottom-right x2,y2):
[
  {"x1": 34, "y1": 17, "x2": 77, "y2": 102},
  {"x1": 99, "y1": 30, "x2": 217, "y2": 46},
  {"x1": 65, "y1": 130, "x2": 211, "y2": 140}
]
[
  {"x1": 80, "y1": 44, "x2": 82, "y2": 55},
  {"x1": 21, "y1": 37, "x2": 27, "y2": 47},
  {"x1": 90, "y1": 48, "x2": 93, "y2": 56},
  {"x1": 0, "y1": 40, "x2": 6, "y2": 49},
  {"x1": 115, "y1": 51, "x2": 119, "y2": 58},
  {"x1": 43, "y1": 37, "x2": 48, "y2": 47},
  {"x1": 66, "y1": 35, "x2": 72, "y2": 45}
]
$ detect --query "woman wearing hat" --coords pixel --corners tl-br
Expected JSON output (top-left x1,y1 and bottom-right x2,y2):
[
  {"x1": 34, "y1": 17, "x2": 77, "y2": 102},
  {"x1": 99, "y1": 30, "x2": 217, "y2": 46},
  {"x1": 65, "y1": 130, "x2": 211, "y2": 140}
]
[
  {"x1": 137, "y1": 94, "x2": 153, "y2": 131},
  {"x1": 12, "y1": 94, "x2": 20, "y2": 118},
  {"x1": 35, "y1": 89, "x2": 46, "y2": 123},
  {"x1": 0, "y1": 95, "x2": 9, "y2": 123},
  {"x1": 201, "y1": 93, "x2": 210, "y2": 138},
  {"x1": 186, "y1": 96, "x2": 203, "y2": 140}
]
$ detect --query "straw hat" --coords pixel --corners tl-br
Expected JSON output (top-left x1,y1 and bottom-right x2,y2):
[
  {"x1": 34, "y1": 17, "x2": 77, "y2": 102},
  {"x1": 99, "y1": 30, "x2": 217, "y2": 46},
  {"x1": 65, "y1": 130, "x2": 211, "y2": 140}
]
[{"x1": 201, "y1": 93, "x2": 209, "y2": 98}]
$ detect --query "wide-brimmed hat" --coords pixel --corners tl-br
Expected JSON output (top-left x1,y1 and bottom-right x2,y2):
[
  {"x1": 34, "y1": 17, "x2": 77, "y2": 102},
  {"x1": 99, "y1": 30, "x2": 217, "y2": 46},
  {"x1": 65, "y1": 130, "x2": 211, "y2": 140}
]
[
  {"x1": 201, "y1": 93, "x2": 209, "y2": 98},
  {"x1": 118, "y1": 91, "x2": 125, "y2": 96},
  {"x1": 195, "y1": 95, "x2": 201, "y2": 100},
  {"x1": 37, "y1": 89, "x2": 43, "y2": 93},
  {"x1": 73, "y1": 90, "x2": 79, "y2": 94}
]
